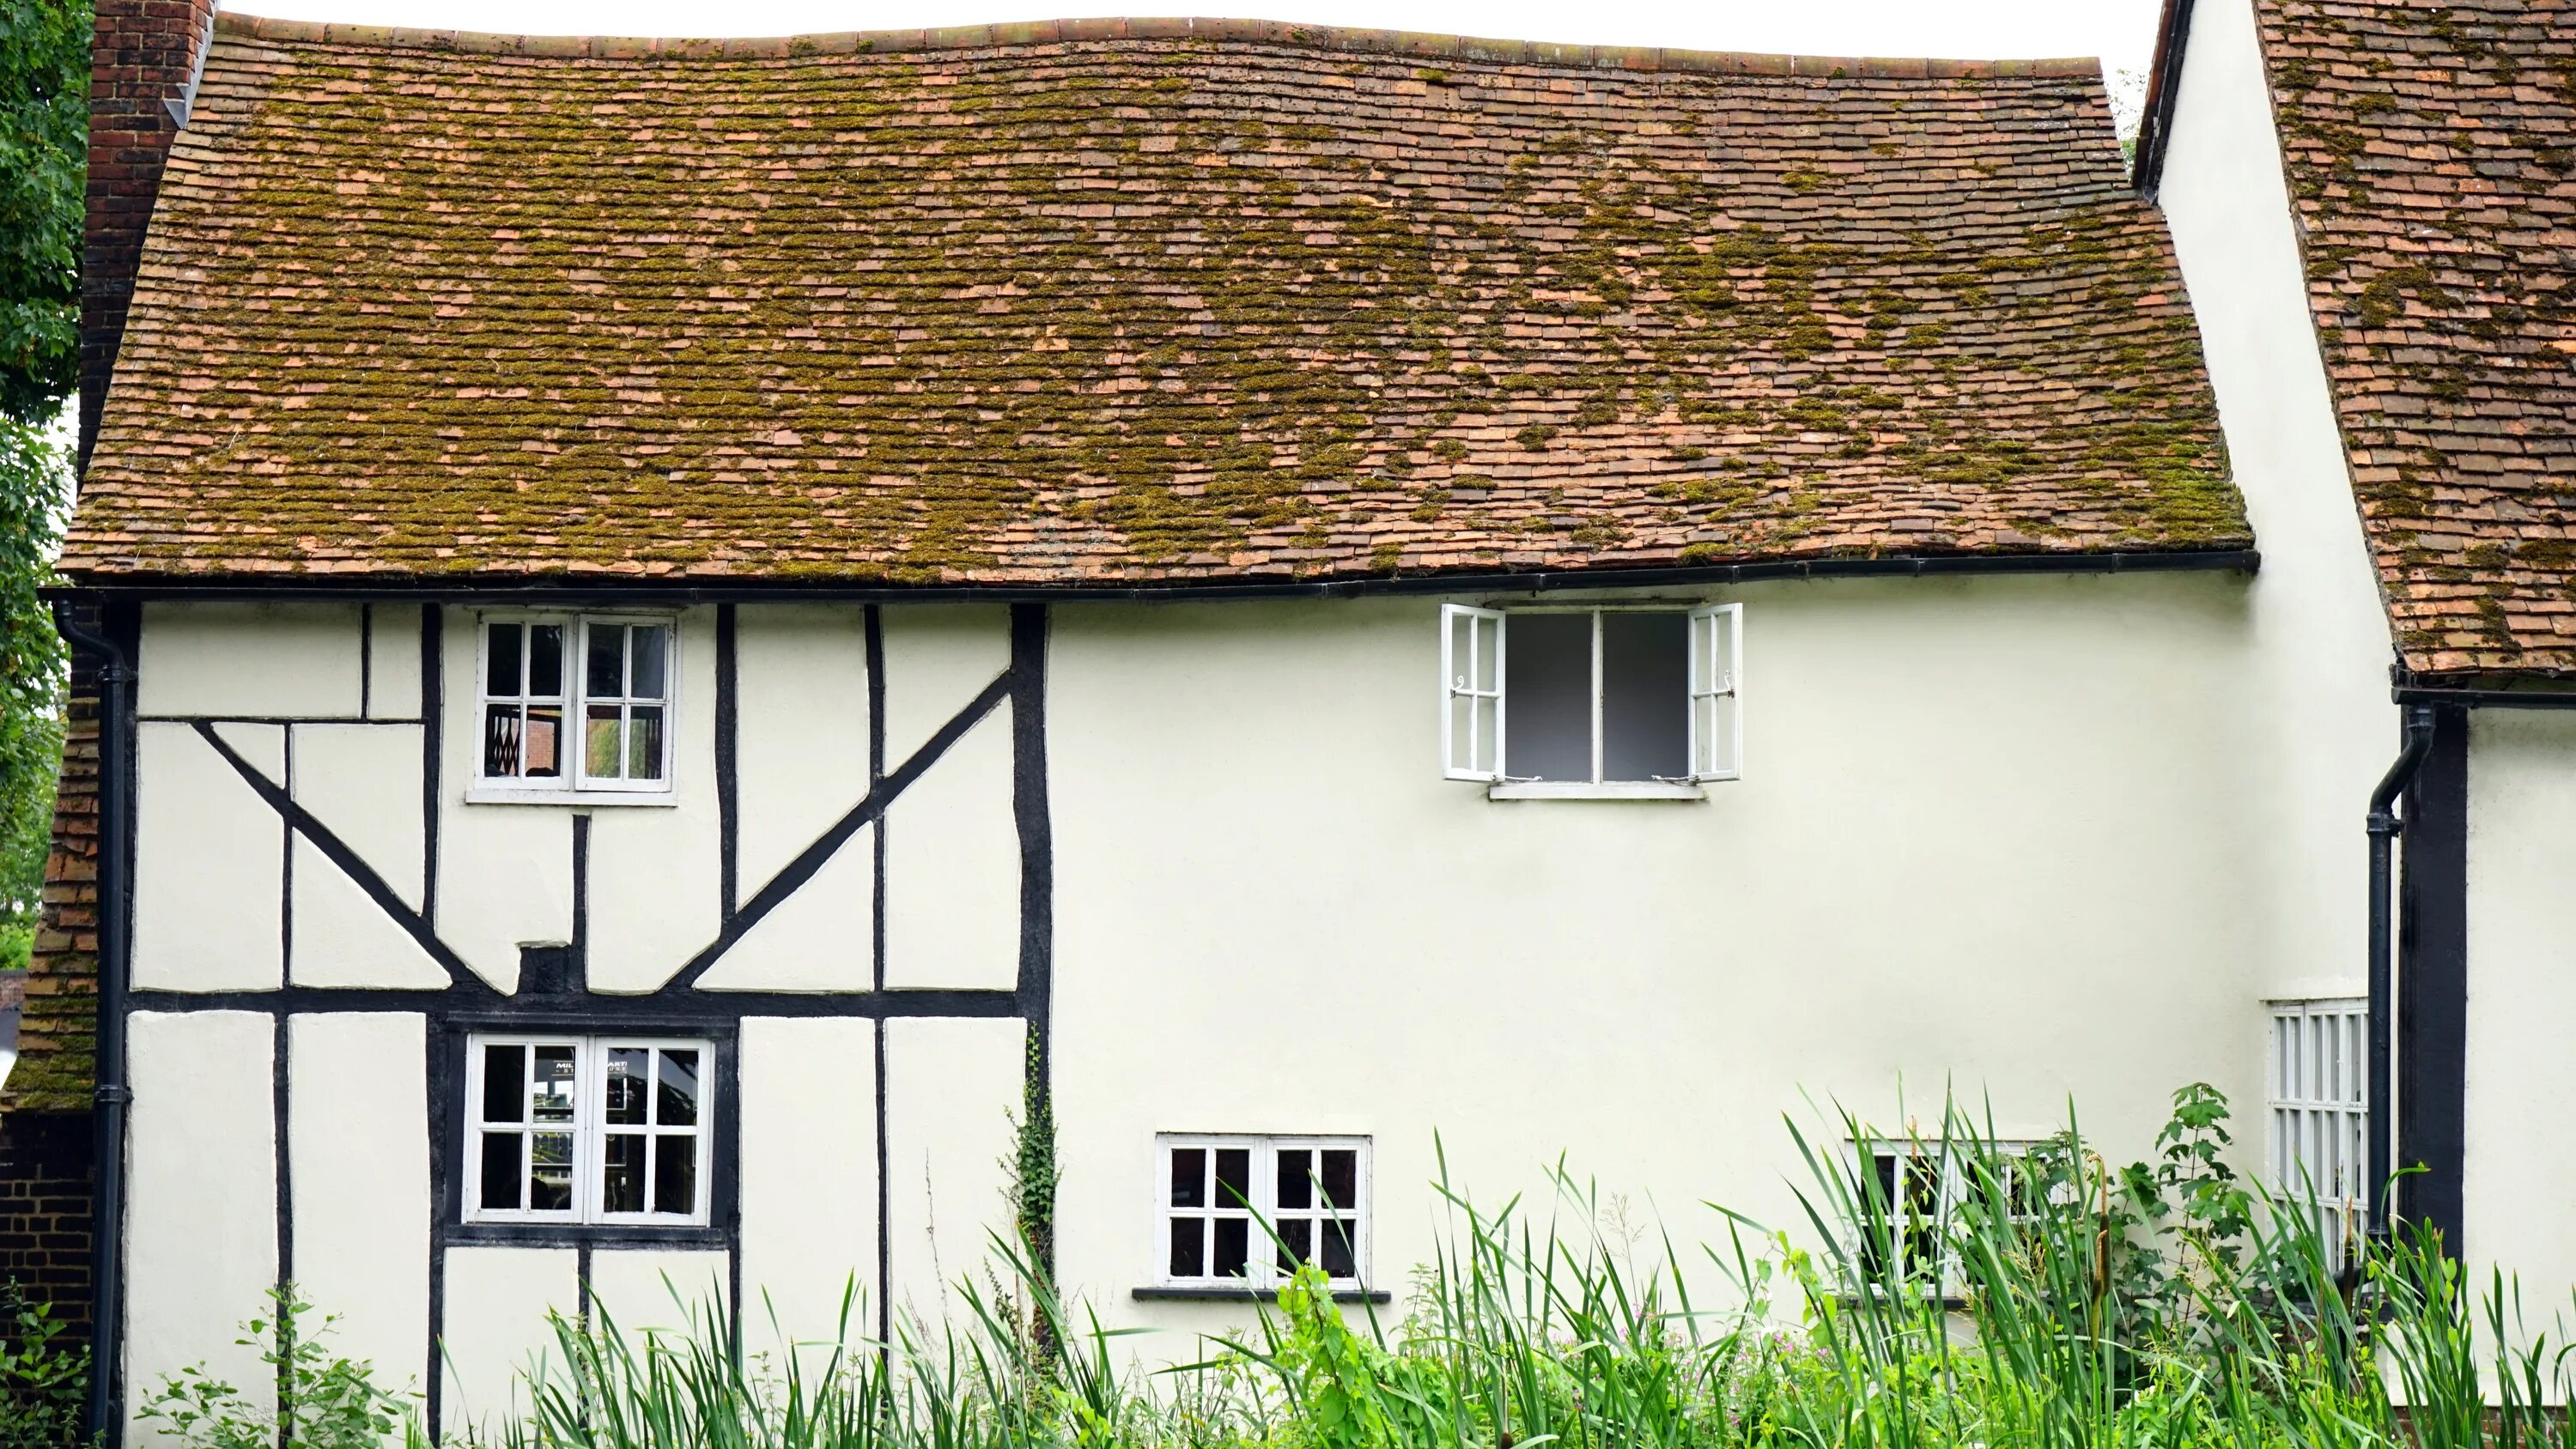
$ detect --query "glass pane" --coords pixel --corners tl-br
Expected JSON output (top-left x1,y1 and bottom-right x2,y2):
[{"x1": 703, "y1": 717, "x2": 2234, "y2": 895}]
[
  {"x1": 1504, "y1": 612, "x2": 1592, "y2": 781},
  {"x1": 531, "y1": 1133, "x2": 574, "y2": 1210},
  {"x1": 586, "y1": 705, "x2": 623, "y2": 779},
  {"x1": 479, "y1": 1131, "x2": 520, "y2": 1210},
  {"x1": 629, "y1": 706, "x2": 665, "y2": 781},
  {"x1": 1448, "y1": 612, "x2": 1473, "y2": 693},
  {"x1": 1169, "y1": 1217, "x2": 1205, "y2": 1277},
  {"x1": 483, "y1": 703, "x2": 525, "y2": 778},
  {"x1": 481, "y1": 1045, "x2": 525, "y2": 1124},
  {"x1": 525, "y1": 705, "x2": 562, "y2": 777},
  {"x1": 529, "y1": 625, "x2": 563, "y2": 697},
  {"x1": 1474, "y1": 616, "x2": 1498, "y2": 692},
  {"x1": 1473, "y1": 695, "x2": 1499, "y2": 776},
  {"x1": 606, "y1": 1048, "x2": 648, "y2": 1125},
  {"x1": 1277, "y1": 1149, "x2": 1312, "y2": 1210},
  {"x1": 589, "y1": 624, "x2": 626, "y2": 697},
  {"x1": 1170, "y1": 1149, "x2": 1206, "y2": 1208},
  {"x1": 1321, "y1": 1150, "x2": 1357, "y2": 1210},
  {"x1": 532, "y1": 1046, "x2": 576, "y2": 1122},
  {"x1": 487, "y1": 623, "x2": 522, "y2": 697},
  {"x1": 1321, "y1": 1218, "x2": 1357, "y2": 1279},
  {"x1": 631, "y1": 625, "x2": 668, "y2": 699},
  {"x1": 1212, "y1": 1217, "x2": 1249, "y2": 1278},
  {"x1": 653, "y1": 1135, "x2": 696, "y2": 1216},
  {"x1": 602, "y1": 1133, "x2": 646, "y2": 1214},
  {"x1": 1277, "y1": 1217, "x2": 1312, "y2": 1272},
  {"x1": 657, "y1": 1050, "x2": 700, "y2": 1126},
  {"x1": 1601, "y1": 612, "x2": 1688, "y2": 780},
  {"x1": 1215, "y1": 1149, "x2": 1251, "y2": 1208}
]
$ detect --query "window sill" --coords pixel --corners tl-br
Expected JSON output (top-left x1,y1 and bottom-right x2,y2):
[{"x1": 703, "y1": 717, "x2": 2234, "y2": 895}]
[
  {"x1": 1486, "y1": 781, "x2": 1704, "y2": 802},
  {"x1": 448, "y1": 1221, "x2": 724, "y2": 1248},
  {"x1": 465, "y1": 785, "x2": 678, "y2": 808},
  {"x1": 1132, "y1": 1284, "x2": 1392, "y2": 1305}
]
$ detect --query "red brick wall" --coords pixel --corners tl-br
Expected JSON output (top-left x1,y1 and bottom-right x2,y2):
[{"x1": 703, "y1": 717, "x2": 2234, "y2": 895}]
[
  {"x1": 81, "y1": 0, "x2": 218, "y2": 469},
  {"x1": 0, "y1": 1113, "x2": 94, "y2": 1330}
]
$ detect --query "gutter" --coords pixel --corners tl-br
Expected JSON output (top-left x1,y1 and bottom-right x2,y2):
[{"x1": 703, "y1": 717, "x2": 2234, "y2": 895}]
[
  {"x1": 2365, "y1": 703, "x2": 2434, "y2": 1250},
  {"x1": 2393, "y1": 684, "x2": 2576, "y2": 710},
  {"x1": 49, "y1": 604, "x2": 131, "y2": 1444},
  {"x1": 46, "y1": 548, "x2": 2263, "y2": 608}
]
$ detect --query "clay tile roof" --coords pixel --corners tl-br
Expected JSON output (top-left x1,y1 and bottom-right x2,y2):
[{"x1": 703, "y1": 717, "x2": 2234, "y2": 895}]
[
  {"x1": 62, "y1": 13, "x2": 2246, "y2": 589},
  {"x1": 2255, "y1": 0, "x2": 2576, "y2": 683}
]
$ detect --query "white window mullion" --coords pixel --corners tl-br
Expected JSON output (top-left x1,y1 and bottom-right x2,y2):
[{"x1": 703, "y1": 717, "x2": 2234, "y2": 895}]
[{"x1": 1589, "y1": 610, "x2": 1605, "y2": 785}]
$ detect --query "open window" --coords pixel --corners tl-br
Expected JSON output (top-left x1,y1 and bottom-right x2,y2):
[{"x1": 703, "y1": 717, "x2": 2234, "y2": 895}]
[{"x1": 1439, "y1": 603, "x2": 1741, "y2": 795}]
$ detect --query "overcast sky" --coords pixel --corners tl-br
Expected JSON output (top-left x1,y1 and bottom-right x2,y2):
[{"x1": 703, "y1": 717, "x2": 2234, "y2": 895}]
[{"x1": 216, "y1": 0, "x2": 2168, "y2": 121}]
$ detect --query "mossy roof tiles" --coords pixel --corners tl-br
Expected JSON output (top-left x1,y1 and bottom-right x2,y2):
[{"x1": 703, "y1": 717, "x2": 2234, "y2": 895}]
[
  {"x1": 63, "y1": 13, "x2": 2245, "y2": 588},
  {"x1": 2255, "y1": 0, "x2": 2576, "y2": 682}
]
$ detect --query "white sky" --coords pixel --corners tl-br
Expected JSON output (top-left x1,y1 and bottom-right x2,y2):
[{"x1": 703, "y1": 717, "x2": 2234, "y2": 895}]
[{"x1": 216, "y1": 0, "x2": 2168, "y2": 107}]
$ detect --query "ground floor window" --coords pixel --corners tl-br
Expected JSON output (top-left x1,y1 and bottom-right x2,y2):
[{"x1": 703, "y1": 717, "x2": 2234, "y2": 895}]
[
  {"x1": 1158, "y1": 1134, "x2": 1369, "y2": 1288},
  {"x1": 2269, "y1": 997, "x2": 2368, "y2": 1269},
  {"x1": 465, "y1": 1034, "x2": 712, "y2": 1227},
  {"x1": 1850, "y1": 1138, "x2": 2038, "y2": 1292}
]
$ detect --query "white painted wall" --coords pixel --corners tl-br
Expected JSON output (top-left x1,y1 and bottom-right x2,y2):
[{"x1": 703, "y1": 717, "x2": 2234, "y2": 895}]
[
  {"x1": 884, "y1": 707, "x2": 1019, "y2": 991},
  {"x1": 287, "y1": 1013, "x2": 431, "y2": 1394},
  {"x1": 883, "y1": 1016, "x2": 1024, "y2": 1335},
  {"x1": 439, "y1": 1247, "x2": 576, "y2": 1435},
  {"x1": 582, "y1": 607, "x2": 724, "y2": 994},
  {"x1": 132, "y1": 722, "x2": 283, "y2": 991},
  {"x1": 739, "y1": 1016, "x2": 878, "y2": 1348},
  {"x1": 2154, "y1": 0, "x2": 2400, "y2": 1009},
  {"x1": 138, "y1": 603, "x2": 364, "y2": 719}
]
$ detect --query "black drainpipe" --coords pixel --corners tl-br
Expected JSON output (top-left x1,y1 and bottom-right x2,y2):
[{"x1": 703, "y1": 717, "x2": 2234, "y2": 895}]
[
  {"x1": 2365, "y1": 703, "x2": 2435, "y2": 1246},
  {"x1": 52, "y1": 603, "x2": 131, "y2": 1443}
]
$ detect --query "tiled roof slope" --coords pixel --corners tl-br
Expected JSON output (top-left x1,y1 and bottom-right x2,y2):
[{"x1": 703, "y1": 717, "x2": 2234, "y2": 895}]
[
  {"x1": 62, "y1": 15, "x2": 2245, "y2": 586},
  {"x1": 2255, "y1": 0, "x2": 2576, "y2": 682}
]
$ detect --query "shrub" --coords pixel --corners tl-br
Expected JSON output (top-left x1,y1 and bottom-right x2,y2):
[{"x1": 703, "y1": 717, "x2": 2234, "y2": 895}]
[{"x1": 0, "y1": 1281, "x2": 88, "y2": 1449}]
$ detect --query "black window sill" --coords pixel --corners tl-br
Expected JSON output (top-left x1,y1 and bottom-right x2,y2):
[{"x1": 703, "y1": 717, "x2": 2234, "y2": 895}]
[
  {"x1": 447, "y1": 1221, "x2": 727, "y2": 1250},
  {"x1": 1132, "y1": 1284, "x2": 1391, "y2": 1305}
]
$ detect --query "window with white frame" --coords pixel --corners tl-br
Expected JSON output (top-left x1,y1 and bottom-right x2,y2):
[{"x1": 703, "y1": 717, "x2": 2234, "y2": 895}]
[
  {"x1": 478, "y1": 616, "x2": 674, "y2": 795},
  {"x1": 465, "y1": 1034, "x2": 712, "y2": 1227},
  {"x1": 1158, "y1": 1135, "x2": 1369, "y2": 1287},
  {"x1": 2269, "y1": 998, "x2": 2368, "y2": 1269},
  {"x1": 1851, "y1": 1138, "x2": 2039, "y2": 1291},
  {"x1": 1441, "y1": 604, "x2": 1740, "y2": 789}
]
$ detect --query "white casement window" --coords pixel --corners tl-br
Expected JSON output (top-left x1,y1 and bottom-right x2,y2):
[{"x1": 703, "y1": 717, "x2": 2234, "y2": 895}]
[
  {"x1": 1850, "y1": 1138, "x2": 2038, "y2": 1292},
  {"x1": 477, "y1": 616, "x2": 675, "y2": 798},
  {"x1": 1157, "y1": 1135, "x2": 1370, "y2": 1288},
  {"x1": 2269, "y1": 998, "x2": 2369, "y2": 1269},
  {"x1": 1440, "y1": 603, "x2": 1740, "y2": 795},
  {"x1": 465, "y1": 1034, "x2": 712, "y2": 1227}
]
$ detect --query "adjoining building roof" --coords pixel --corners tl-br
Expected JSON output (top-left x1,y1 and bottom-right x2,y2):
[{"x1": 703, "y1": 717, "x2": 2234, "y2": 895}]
[
  {"x1": 62, "y1": 13, "x2": 2245, "y2": 589},
  {"x1": 2253, "y1": 0, "x2": 2576, "y2": 684}
]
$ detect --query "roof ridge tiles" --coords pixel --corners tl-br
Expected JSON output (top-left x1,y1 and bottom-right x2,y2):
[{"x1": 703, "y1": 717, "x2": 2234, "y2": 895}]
[{"x1": 216, "y1": 9, "x2": 2100, "y2": 80}]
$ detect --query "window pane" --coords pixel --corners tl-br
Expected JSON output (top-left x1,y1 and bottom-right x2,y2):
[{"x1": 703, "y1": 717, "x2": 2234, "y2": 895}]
[
  {"x1": 1321, "y1": 1150, "x2": 1357, "y2": 1210},
  {"x1": 529, "y1": 626, "x2": 564, "y2": 697},
  {"x1": 1601, "y1": 612, "x2": 1688, "y2": 781},
  {"x1": 589, "y1": 624, "x2": 626, "y2": 697},
  {"x1": 602, "y1": 1133, "x2": 646, "y2": 1214},
  {"x1": 1277, "y1": 1217, "x2": 1312, "y2": 1272},
  {"x1": 657, "y1": 1050, "x2": 700, "y2": 1126},
  {"x1": 479, "y1": 1131, "x2": 521, "y2": 1210},
  {"x1": 532, "y1": 1046, "x2": 576, "y2": 1123},
  {"x1": 1170, "y1": 1149, "x2": 1206, "y2": 1208},
  {"x1": 1277, "y1": 1149, "x2": 1311, "y2": 1210},
  {"x1": 586, "y1": 705, "x2": 623, "y2": 779},
  {"x1": 487, "y1": 623, "x2": 522, "y2": 697},
  {"x1": 483, "y1": 704, "x2": 525, "y2": 778},
  {"x1": 481, "y1": 1045, "x2": 525, "y2": 1124},
  {"x1": 605, "y1": 1048, "x2": 648, "y2": 1125},
  {"x1": 631, "y1": 626, "x2": 669, "y2": 699},
  {"x1": 629, "y1": 706, "x2": 665, "y2": 781},
  {"x1": 531, "y1": 1134, "x2": 574, "y2": 1210},
  {"x1": 1321, "y1": 1218, "x2": 1357, "y2": 1279},
  {"x1": 525, "y1": 705, "x2": 562, "y2": 777},
  {"x1": 653, "y1": 1136, "x2": 696, "y2": 1216},
  {"x1": 1504, "y1": 613, "x2": 1592, "y2": 781},
  {"x1": 1212, "y1": 1217, "x2": 1249, "y2": 1278},
  {"x1": 1215, "y1": 1149, "x2": 1251, "y2": 1208},
  {"x1": 1169, "y1": 1217, "x2": 1205, "y2": 1277}
]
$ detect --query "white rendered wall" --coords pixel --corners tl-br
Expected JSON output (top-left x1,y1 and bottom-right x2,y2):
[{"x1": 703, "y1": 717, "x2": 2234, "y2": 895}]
[
  {"x1": 439, "y1": 1247, "x2": 576, "y2": 1436},
  {"x1": 131, "y1": 722, "x2": 283, "y2": 991},
  {"x1": 138, "y1": 603, "x2": 364, "y2": 719},
  {"x1": 883, "y1": 1016, "x2": 1024, "y2": 1334},
  {"x1": 2154, "y1": 0, "x2": 2398, "y2": 1009},
  {"x1": 738, "y1": 1017, "x2": 878, "y2": 1348},
  {"x1": 1045, "y1": 582, "x2": 2274, "y2": 1338},
  {"x1": 287, "y1": 1014, "x2": 431, "y2": 1393},
  {"x1": 581, "y1": 607, "x2": 722, "y2": 994}
]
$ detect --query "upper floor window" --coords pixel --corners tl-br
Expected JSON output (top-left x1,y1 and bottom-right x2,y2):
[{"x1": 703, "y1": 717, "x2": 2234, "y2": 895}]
[
  {"x1": 478, "y1": 616, "x2": 673, "y2": 797},
  {"x1": 464, "y1": 1034, "x2": 712, "y2": 1228},
  {"x1": 1441, "y1": 603, "x2": 1740, "y2": 796}
]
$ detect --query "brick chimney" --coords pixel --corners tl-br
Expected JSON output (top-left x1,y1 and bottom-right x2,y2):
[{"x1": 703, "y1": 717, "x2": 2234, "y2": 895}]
[{"x1": 80, "y1": 0, "x2": 218, "y2": 473}]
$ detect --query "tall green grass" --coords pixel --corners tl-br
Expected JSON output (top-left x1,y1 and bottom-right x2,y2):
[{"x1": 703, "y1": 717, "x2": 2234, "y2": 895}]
[{"x1": 312, "y1": 1089, "x2": 2576, "y2": 1449}]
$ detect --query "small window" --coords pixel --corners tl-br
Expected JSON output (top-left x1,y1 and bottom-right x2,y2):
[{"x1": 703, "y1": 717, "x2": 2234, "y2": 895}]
[
  {"x1": 1851, "y1": 1138, "x2": 2038, "y2": 1292},
  {"x1": 2269, "y1": 998, "x2": 2368, "y2": 1270},
  {"x1": 1158, "y1": 1135, "x2": 1369, "y2": 1288},
  {"x1": 479, "y1": 616, "x2": 673, "y2": 795},
  {"x1": 465, "y1": 1034, "x2": 712, "y2": 1227},
  {"x1": 1440, "y1": 604, "x2": 1739, "y2": 788}
]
